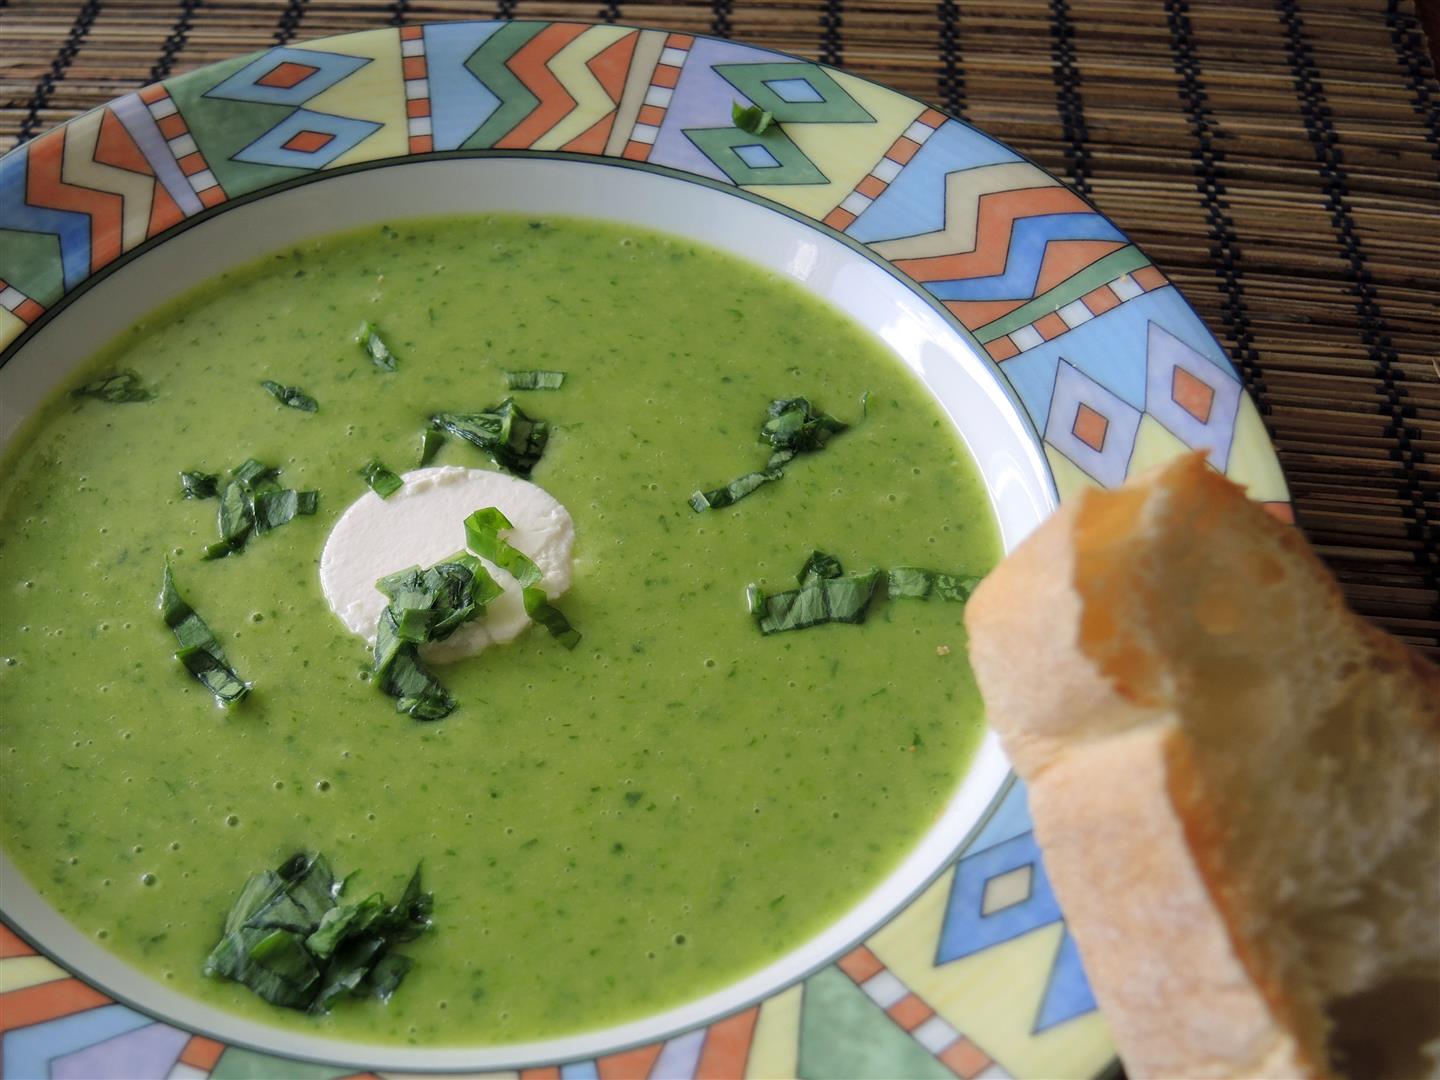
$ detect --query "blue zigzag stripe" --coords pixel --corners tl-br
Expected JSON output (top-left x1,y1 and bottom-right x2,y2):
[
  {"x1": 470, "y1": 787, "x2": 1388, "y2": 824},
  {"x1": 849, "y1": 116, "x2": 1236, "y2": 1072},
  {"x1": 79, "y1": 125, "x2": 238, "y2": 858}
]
[
  {"x1": 926, "y1": 213, "x2": 1126, "y2": 302},
  {"x1": 0, "y1": 146, "x2": 93, "y2": 292}
]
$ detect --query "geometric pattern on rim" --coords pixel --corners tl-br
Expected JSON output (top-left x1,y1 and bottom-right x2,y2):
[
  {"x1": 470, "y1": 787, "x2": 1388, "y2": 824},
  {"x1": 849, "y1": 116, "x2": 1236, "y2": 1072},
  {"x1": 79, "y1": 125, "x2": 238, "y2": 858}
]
[{"x1": 0, "y1": 19, "x2": 1290, "y2": 1080}]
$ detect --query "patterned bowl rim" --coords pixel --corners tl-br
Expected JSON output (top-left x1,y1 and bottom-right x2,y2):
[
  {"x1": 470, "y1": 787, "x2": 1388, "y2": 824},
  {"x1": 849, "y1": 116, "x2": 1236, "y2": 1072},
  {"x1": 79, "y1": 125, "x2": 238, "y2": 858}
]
[{"x1": 0, "y1": 19, "x2": 1289, "y2": 1080}]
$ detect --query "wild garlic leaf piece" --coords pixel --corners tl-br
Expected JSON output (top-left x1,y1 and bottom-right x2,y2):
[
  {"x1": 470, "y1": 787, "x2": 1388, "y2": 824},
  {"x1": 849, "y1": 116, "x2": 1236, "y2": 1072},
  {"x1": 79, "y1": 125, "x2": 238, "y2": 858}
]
[
  {"x1": 202, "y1": 459, "x2": 318, "y2": 559},
  {"x1": 160, "y1": 562, "x2": 250, "y2": 707},
  {"x1": 355, "y1": 321, "x2": 398, "y2": 371},
  {"x1": 747, "y1": 554, "x2": 985, "y2": 634},
  {"x1": 732, "y1": 101, "x2": 774, "y2": 135},
  {"x1": 418, "y1": 428, "x2": 444, "y2": 467},
  {"x1": 504, "y1": 369, "x2": 566, "y2": 390},
  {"x1": 371, "y1": 555, "x2": 499, "y2": 721},
  {"x1": 260, "y1": 380, "x2": 319, "y2": 412},
  {"x1": 690, "y1": 398, "x2": 850, "y2": 512},
  {"x1": 360, "y1": 459, "x2": 404, "y2": 499},
  {"x1": 72, "y1": 370, "x2": 153, "y2": 403},
  {"x1": 205, "y1": 853, "x2": 431, "y2": 1013},
  {"x1": 462, "y1": 507, "x2": 542, "y2": 588},
  {"x1": 885, "y1": 567, "x2": 982, "y2": 602},
  {"x1": 523, "y1": 586, "x2": 581, "y2": 649},
  {"x1": 180, "y1": 471, "x2": 220, "y2": 499},
  {"x1": 430, "y1": 399, "x2": 549, "y2": 477}
]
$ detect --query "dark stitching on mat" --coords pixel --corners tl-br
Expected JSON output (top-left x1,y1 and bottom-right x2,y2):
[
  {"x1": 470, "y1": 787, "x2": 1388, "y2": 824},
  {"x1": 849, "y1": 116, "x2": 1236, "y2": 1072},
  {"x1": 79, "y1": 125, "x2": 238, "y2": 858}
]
[
  {"x1": 149, "y1": 0, "x2": 200, "y2": 84},
  {"x1": 1163, "y1": 0, "x2": 1271, "y2": 418},
  {"x1": 497, "y1": 0, "x2": 515, "y2": 22},
  {"x1": 1277, "y1": 0, "x2": 1439, "y2": 582},
  {"x1": 1047, "y1": 0, "x2": 1092, "y2": 197},
  {"x1": 820, "y1": 0, "x2": 843, "y2": 67},
  {"x1": 273, "y1": 0, "x2": 309, "y2": 46},
  {"x1": 17, "y1": 0, "x2": 102, "y2": 145},
  {"x1": 1381, "y1": 0, "x2": 1440, "y2": 173},
  {"x1": 388, "y1": 0, "x2": 409, "y2": 28},
  {"x1": 598, "y1": 0, "x2": 620, "y2": 24},
  {"x1": 937, "y1": 0, "x2": 966, "y2": 118},
  {"x1": 710, "y1": 0, "x2": 733, "y2": 39}
]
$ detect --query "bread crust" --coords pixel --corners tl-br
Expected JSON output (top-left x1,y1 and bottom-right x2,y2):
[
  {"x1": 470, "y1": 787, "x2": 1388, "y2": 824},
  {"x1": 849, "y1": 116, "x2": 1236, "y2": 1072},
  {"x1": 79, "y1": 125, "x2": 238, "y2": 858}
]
[{"x1": 964, "y1": 454, "x2": 1440, "y2": 1080}]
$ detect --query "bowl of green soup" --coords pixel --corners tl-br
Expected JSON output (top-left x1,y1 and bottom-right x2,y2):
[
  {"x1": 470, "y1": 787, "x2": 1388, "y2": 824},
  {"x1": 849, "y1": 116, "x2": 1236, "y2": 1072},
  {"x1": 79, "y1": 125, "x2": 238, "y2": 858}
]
[{"x1": 0, "y1": 21, "x2": 1284, "y2": 1079}]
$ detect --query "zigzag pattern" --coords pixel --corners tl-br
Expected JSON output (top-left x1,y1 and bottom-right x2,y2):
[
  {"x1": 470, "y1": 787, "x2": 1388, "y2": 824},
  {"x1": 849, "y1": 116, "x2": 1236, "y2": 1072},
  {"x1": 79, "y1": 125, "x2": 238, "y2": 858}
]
[
  {"x1": 494, "y1": 23, "x2": 590, "y2": 148},
  {"x1": 0, "y1": 143, "x2": 93, "y2": 296},
  {"x1": 465, "y1": 25, "x2": 645, "y2": 153},
  {"x1": 871, "y1": 162, "x2": 1060, "y2": 261},
  {"x1": 888, "y1": 187, "x2": 1126, "y2": 327},
  {"x1": 544, "y1": 27, "x2": 637, "y2": 152},
  {"x1": 76, "y1": 109, "x2": 184, "y2": 246},
  {"x1": 462, "y1": 22, "x2": 546, "y2": 147},
  {"x1": 0, "y1": 106, "x2": 187, "y2": 304}
]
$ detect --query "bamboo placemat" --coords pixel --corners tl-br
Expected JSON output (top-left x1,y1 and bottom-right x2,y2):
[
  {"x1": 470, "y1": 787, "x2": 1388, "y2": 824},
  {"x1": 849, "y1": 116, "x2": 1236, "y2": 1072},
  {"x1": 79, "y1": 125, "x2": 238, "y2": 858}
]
[{"x1": 3, "y1": 0, "x2": 1438, "y2": 656}]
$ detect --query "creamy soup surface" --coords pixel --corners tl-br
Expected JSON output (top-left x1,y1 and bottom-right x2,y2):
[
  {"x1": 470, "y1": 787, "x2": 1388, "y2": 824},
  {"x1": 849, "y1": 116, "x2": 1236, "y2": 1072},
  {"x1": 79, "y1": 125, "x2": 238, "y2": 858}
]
[{"x1": 0, "y1": 215, "x2": 998, "y2": 1045}]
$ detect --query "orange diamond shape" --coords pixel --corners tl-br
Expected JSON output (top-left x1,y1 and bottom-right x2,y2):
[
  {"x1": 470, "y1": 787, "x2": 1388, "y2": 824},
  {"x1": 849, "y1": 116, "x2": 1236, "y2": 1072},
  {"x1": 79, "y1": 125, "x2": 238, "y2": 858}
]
[
  {"x1": 1172, "y1": 366, "x2": 1215, "y2": 424},
  {"x1": 256, "y1": 61, "x2": 320, "y2": 89},
  {"x1": 281, "y1": 129, "x2": 336, "y2": 153},
  {"x1": 1072, "y1": 403, "x2": 1109, "y2": 452}
]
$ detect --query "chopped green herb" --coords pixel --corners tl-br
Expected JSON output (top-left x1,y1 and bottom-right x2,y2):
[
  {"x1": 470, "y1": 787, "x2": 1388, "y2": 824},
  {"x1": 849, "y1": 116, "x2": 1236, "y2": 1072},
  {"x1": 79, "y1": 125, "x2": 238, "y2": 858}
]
[
  {"x1": 689, "y1": 467, "x2": 781, "y2": 513},
  {"x1": 360, "y1": 459, "x2": 404, "y2": 499},
  {"x1": 431, "y1": 399, "x2": 549, "y2": 477},
  {"x1": 463, "y1": 508, "x2": 581, "y2": 649},
  {"x1": 204, "y1": 852, "x2": 431, "y2": 1014},
  {"x1": 504, "y1": 370, "x2": 566, "y2": 391},
  {"x1": 201, "y1": 459, "x2": 318, "y2": 559},
  {"x1": 732, "y1": 101, "x2": 775, "y2": 135},
  {"x1": 418, "y1": 428, "x2": 444, "y2": 467},
  {"x1": 71, "y1": 370, "x2": 153, "y2": 403},
  {"x1": 885, "y1": 567, "x2": 982, "y2": 602},
  {"x1": 260, "y1": 380, "x2": 319, "y2": 412},
  {"x1": 179, "y1": 471, "x2": 220, "y2": 500},
  {"x1": 355, "y1": 321, "x2": 398, "y2": 372},
  {"x1": 372, "y1": 554, "x2": 501, "y2": 721},
  {"x1": 463, "y1": 507, "x2": 541, "y2": 587},
  {"x1": 523, "y1": 587, "x2": 581, "y2": 649},
  {"x1": 159, "y1": 562, "x2": 249, "y2": 707},
  {"x1": 690, "y1": 397, "x2": 851, "y2": 511},
  {"x1": 747, "y1": 553, "x2": 982, "y2": 635}
]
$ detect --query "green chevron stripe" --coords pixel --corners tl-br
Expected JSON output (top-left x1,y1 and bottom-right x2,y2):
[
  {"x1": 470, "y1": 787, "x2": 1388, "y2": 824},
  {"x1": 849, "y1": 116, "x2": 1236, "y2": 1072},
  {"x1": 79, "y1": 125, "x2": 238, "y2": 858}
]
[
  {"x1": 974, "y1": 245, "x2": 1150, "y2": 342},
  {"x1": 460, "y1": 21, "x2": 547, "y2": 150}
]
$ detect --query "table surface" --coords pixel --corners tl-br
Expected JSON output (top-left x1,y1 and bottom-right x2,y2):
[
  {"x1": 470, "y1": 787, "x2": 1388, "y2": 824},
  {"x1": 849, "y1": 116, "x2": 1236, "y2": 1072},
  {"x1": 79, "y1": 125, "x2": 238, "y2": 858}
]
[{"x1": 3, "y1": 0, "x2": 1439, "y2": 657}]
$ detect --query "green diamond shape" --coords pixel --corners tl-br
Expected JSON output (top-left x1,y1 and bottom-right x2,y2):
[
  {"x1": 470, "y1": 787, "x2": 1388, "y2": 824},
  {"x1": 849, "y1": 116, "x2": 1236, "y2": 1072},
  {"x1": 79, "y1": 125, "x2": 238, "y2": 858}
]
[
  {"x1": 684, "y1": 126, "x2": 828, "y2": 186},
  {"x1": 715, "y1": 63, "x2": 873, "y2": 124}
]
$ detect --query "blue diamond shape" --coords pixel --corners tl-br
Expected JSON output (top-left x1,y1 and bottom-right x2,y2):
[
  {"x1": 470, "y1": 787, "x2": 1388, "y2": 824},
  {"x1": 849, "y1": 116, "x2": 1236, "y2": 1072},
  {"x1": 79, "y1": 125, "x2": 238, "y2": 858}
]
[
  {"x1": 233, "y1": 109, "x2": 381, "y2": 169},
  {"x1": 765, "y1": 77, "x2": 825, "y2": 103},
  {"x1": 206, "y1": 47, "x2": 371, "y2": 107},
  {"x1": 734, "y1": 143, "x2": 781, "y2": 168},
  {"x1": 936, "y1": 830, "x2": 1062, "y2": 964}
]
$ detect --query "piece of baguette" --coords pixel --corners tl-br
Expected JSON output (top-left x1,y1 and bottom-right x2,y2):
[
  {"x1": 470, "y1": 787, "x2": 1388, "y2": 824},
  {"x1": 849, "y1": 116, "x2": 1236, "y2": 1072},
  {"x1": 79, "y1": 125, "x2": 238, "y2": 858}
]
[{"x1": 963, "y1": 453, "x2": 1440, "y2": 1079}]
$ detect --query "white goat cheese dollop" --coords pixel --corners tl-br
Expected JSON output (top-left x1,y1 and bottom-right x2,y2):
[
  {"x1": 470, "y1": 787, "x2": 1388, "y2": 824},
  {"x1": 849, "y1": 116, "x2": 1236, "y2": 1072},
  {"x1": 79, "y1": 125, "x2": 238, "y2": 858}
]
[{"x1": 319, "y1": 466, "x2": 574, "y2": 662}]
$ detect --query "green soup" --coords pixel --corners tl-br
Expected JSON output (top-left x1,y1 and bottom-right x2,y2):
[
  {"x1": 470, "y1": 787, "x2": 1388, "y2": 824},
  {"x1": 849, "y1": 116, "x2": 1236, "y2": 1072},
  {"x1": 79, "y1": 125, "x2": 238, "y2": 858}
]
[{"x1": 0, "y1": 215, "x2": 999, "y2": 1045}]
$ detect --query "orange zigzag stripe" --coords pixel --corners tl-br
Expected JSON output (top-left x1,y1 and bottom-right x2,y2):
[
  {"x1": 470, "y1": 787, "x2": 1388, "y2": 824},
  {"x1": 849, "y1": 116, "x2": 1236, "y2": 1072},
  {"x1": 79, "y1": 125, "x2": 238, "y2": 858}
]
[
  {"x1": 588, "y1": 30, "x2": 638, "y2": 105},
  {"x1": 1033, "y1": 238, "x2": 1127, "y2": 294},
  {"x1": 892, "y1": 186, "x2": 1092, "y2": 284},
  {"x1": 496, "y1": 23, "x2": 590, "y2": 149},
  {"x1": 0, "y1": 978, "x2": 111, "y2": 1034},
  {"x1": 26, "y1": 127, "x2": 125, "y2": 275},
  {"x1": 562, "y1": 111, "x2": 616, "y2": 155},
  {"x1": 695, "y1": 1006, "x2": 761, "y2": 1079},
  {"x1": 945, "y1": 238, "x2": 1128, "y2": 327},
  {"x1": 596, "y1": 1041, "x2": 664, "y2": 1079},
  {"x1": 93, "y1": 108, "x2": 186, "y2": 240}
]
